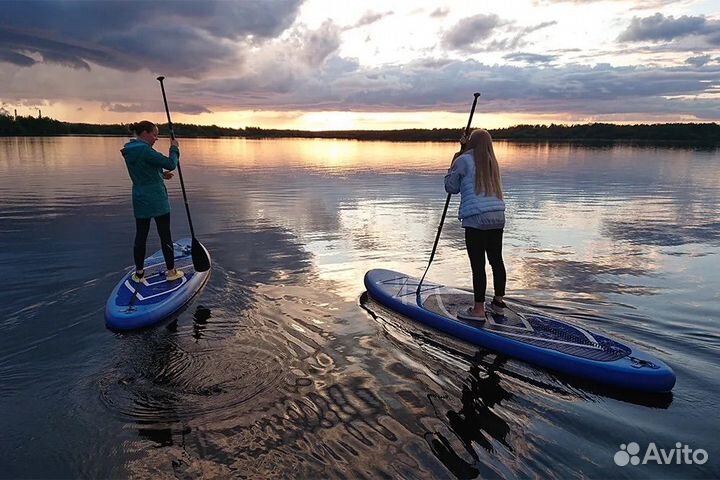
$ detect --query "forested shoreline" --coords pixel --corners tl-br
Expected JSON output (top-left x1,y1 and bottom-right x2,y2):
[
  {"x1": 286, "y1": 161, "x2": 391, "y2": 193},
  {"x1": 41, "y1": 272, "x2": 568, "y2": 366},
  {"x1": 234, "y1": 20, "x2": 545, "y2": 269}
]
[{"x1": 1, "y1": 112, "x2": 718, "y2": 143}]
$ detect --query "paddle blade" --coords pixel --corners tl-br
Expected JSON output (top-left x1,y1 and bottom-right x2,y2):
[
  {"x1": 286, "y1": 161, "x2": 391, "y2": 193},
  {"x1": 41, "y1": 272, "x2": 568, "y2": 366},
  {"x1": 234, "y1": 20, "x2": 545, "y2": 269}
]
[{"x1": 191, "y1": 237, "x2": 211, "y2": 272}]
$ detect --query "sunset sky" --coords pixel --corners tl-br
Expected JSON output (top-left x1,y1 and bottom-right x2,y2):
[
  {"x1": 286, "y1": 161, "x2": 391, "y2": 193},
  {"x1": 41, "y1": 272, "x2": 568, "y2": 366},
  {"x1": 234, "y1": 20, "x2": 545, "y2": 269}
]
[{"x1": 1, "y1": 0, "x2": 719, "y2": 130}]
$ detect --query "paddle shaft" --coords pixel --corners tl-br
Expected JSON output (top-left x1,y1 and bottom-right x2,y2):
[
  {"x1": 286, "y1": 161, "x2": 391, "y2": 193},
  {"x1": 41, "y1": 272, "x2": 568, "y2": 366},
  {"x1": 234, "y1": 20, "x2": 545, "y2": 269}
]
[
  {"x1": 157, "y1": 76, "x2": 197, "y2": 240},
  {"x1": 416, "y1": 92, "x2": 480, "y2": 296}
]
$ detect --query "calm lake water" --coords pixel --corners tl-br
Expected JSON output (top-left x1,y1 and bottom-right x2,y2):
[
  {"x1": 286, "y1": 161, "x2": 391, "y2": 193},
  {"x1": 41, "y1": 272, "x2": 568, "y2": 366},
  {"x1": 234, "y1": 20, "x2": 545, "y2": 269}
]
[{"x1": 0, "y1": 136, "x2": 718, "y2": 479}]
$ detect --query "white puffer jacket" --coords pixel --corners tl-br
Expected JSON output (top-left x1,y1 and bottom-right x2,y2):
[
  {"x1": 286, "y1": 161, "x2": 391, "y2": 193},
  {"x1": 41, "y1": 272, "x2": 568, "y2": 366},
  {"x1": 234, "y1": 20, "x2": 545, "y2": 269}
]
[{"x1": 444, "y1": 151, "x2": 505, "y2": 228}]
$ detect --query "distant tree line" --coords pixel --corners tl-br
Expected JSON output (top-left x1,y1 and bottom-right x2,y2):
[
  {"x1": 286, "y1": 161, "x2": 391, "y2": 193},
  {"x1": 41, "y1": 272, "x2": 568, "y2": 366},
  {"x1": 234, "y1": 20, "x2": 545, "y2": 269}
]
[
  {"x1": 1, "y1": 111, "x2": 718, "y2": 143},
  {"x1": 490, "y1": 123, "x2": 720, "y2": 143},
  {"x1": 0, "y1": 113, "x2": 129, "y2": 136}
]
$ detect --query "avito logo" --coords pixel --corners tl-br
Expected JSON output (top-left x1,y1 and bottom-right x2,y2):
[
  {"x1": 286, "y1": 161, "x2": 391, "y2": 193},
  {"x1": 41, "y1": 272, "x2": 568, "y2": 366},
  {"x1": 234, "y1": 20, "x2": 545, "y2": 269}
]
[{"x1": 614, "y1": 442, "x2": 709, "y2": 467}]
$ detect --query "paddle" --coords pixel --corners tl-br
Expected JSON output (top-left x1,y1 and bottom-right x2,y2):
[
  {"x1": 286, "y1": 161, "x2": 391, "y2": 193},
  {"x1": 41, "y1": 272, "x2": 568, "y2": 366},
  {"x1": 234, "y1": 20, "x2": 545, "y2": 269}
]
[
  {"x1": 416, "y1": 92, "x2": 480, "y2": 296},
  {"x1": 157, "y1": 76, "x2": 211, "y2": 272}
]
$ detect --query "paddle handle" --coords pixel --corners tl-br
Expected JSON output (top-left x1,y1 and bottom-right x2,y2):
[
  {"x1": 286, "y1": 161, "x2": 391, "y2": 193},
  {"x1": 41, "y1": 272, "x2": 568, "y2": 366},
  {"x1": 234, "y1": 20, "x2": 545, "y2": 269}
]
[
  {"x1": 157, "y1": 76, "x2": 196, "y2": 239},
  {"x1": 464, "y1": 92, "x2": 481, "y2": 141}
]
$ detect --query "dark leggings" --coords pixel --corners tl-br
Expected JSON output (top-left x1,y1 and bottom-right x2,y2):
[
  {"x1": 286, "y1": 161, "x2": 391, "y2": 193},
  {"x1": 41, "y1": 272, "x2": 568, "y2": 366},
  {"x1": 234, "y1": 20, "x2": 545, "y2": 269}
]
[
  {"x1": 134, "y1": 213, "x2": 174, "y2": 271},
  {"x1": 465, "y1": 227, "x2": 506, "y2": 303}
]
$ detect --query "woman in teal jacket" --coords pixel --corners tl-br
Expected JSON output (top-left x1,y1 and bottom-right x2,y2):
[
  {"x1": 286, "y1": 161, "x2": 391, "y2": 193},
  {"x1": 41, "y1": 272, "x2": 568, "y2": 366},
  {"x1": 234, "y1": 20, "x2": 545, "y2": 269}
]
[{"x1": 121, "y1": 121, "x2": 184, "y2": 282}]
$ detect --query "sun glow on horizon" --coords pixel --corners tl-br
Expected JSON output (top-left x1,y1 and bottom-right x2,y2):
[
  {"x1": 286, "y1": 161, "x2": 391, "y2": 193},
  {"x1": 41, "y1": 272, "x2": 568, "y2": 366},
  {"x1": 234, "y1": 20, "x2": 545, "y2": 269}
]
[
  {"x1": 8, "y1": 100, "x2": 698, "y2": 132},
  {"x1": 2, "y1": 98, "x2": 708, "y2": 131},
  {"x1": 5, "y1": 100, "x2": 558, "y2": 130}
]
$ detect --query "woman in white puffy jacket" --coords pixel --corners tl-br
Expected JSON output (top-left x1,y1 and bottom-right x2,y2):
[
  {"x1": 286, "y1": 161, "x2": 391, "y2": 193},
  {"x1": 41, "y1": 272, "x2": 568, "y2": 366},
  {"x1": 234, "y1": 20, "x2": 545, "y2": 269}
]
[{"x1": 444, "y1": 129, "x2": 507, "y2": 321}]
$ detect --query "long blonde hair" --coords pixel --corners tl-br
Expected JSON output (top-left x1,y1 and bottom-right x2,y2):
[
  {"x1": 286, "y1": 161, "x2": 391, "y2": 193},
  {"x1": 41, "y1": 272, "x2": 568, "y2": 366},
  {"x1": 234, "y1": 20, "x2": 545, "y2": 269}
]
[{"x1": 463, "y1": 129, "x2": 503, "y2": 199}]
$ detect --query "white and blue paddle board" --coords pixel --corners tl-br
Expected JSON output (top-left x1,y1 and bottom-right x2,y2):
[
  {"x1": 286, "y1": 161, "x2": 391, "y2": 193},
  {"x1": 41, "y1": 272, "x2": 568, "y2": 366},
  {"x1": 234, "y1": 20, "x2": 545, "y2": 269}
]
[
  {"x1": 364, "y1": 269, "x2": 676, "y2": 393},
  {"x1": 105, "y1": 238, "x2": 211, "y2": 331}
]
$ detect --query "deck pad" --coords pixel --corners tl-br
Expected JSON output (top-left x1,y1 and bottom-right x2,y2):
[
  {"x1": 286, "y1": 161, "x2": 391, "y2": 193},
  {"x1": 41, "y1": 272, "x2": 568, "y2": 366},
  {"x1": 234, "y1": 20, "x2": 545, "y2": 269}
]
[{"x1": 422, "y1": 292, "x2": 630, "y2": 362}]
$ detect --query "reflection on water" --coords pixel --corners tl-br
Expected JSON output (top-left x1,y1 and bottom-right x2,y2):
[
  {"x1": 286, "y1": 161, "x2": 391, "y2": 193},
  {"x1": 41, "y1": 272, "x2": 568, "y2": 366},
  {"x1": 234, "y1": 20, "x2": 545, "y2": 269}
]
[
  {"x1": 0, "y1": 137, "x2": 718, "y2": 479},
  {"x1": 426, "y1": 357, "x2": 514, "y2": 479}
]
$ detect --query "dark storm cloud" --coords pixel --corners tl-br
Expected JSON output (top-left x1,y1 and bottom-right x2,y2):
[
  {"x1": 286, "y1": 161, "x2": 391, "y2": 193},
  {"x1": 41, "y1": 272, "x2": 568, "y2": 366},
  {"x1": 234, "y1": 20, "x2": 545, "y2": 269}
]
[
  {"x1": 618, "y1": 13, "x2": 720, "y2": 44},
  {"x1": 0, "y1": 0, "x2": 304, "y2": 75},
  {"x1": 300, "y1": 20, "x2": 342, "y2": 67},
  {"x1": 430, "y1": 8, "x2": 450, "y2": 18},
  {"x1": 347, "y1": 10, "x2": 394, "y2": 29},
  {"x1": 443, "y1": 16, "x2": 556, "y2": 52},
  {"x1": 192, "y1": 58, "x2": 720, "y2": 119},
  {"x1": 486, "y1": 21, "x2": 556, "y2": 51},
  {"x1": 442, "y1": 14, "x2": 503, "y2": 50},
  {"x1": 522, "y1": 21, "x2": 558, "y2": 35},
  {"x1": 191, "y1": 20, "x2": 344, "y2": 98},
  {"x1": 686, "y1": 55, "x2": 713, "y2": 67},
  {"x1": 0, "y1": 28, "x2": 102, "y2": 70},
  {"x1": 0, "y1": 49, "x2": 36, "y2": 67},
  {"x1": 101, "y1": 102, "x2": 211, "y2": 115},
  {"x1": 504, "y1": 53, "x2": 558, "y2": 64}
]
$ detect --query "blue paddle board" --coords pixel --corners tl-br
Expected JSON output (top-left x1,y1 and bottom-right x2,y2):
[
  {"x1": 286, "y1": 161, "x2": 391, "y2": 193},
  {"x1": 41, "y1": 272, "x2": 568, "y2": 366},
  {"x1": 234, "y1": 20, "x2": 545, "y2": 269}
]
[
  {"x1": 105, "y1": 238, "x2": 211, "y2": 331},
  {"x1": 364, "y1": 269, "x2": 675, "y2": 393}
]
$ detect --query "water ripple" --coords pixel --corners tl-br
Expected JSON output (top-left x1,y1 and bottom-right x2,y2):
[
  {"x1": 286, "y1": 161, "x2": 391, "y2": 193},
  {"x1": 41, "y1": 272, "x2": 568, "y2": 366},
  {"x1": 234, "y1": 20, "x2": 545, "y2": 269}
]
[{"x1": 99, "y1": 338, "x2": 284, "y2": 423}]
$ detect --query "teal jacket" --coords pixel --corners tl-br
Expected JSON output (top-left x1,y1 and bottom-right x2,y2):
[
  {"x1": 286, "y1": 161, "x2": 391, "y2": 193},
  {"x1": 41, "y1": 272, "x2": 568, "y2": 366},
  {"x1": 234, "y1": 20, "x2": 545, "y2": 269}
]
[{"x1": 121, "y1": 139, "x2": 180, "y2": 219}]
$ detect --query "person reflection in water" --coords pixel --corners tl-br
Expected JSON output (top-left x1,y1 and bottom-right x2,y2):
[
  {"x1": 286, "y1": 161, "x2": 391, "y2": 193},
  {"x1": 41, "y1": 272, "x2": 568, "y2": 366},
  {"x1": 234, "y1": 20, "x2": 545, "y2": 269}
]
[
  {"x1": 426, "y1": 354, "x2": 512, "y2": 479},
  {"x1": 444, "y1": 129, "x2": 507, "y2": 321},
  {"x1": 447, "y1": 356, "x2": 513, "y2": 460}
]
